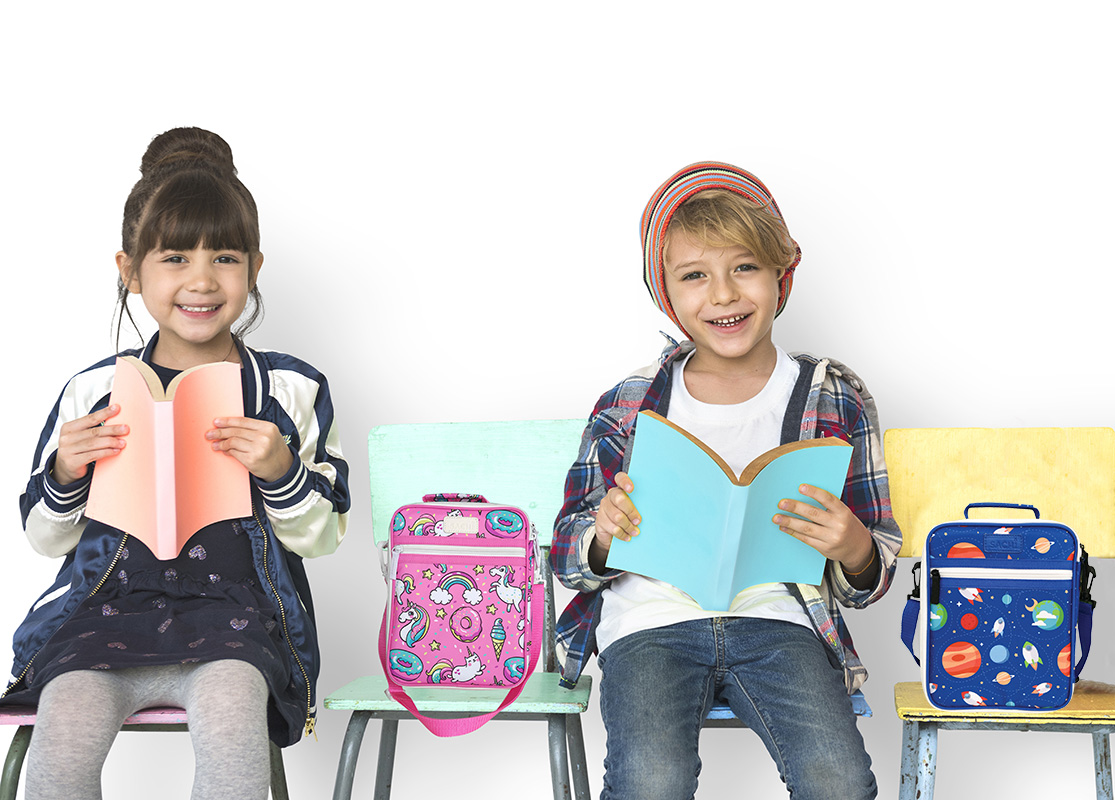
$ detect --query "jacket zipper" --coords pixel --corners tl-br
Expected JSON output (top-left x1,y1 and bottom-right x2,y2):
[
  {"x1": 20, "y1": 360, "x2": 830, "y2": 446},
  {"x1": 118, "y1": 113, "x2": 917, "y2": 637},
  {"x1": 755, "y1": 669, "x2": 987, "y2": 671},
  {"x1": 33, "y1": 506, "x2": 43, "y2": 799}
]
[
  {"x1": 2, "y1": 534, "x2": 129, "y2": 699},
  {"x1": 254, "y1": 503, "x2": 315, "y2": 738}
]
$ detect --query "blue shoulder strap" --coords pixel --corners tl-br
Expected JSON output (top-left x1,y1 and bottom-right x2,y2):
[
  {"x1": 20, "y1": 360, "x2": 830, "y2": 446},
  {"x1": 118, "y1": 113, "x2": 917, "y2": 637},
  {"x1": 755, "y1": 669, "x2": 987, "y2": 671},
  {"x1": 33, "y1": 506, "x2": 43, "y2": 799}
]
[{"x1": 899, "y1": 563, "x2": 921, "y2": 666}]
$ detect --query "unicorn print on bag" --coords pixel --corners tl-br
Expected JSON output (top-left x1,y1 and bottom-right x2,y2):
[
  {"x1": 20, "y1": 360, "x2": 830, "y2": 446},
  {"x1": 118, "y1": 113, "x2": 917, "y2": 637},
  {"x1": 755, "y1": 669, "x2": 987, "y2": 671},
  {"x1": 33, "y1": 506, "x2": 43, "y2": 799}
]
[
  {"x1": 426, "y1": 648, "x2": 486, "y2": 684},
  {"x1": 397, "y1": 600, "x2": 430, "y2": 647},
  {"x1": 394, "y1": 574, "x2": 415, "y2": 605},
  {"x1": 489, "y1": 565, "x2": 525, "y2": 613}
]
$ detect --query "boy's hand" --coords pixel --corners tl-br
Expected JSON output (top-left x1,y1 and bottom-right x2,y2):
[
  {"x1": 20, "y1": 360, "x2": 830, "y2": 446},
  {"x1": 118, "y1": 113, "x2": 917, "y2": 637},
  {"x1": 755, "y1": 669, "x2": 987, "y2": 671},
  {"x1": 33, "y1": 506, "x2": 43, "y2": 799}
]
[
  {"x1": 773, "y1": 484, "x2": 875, "y2": 579},
  {"x1": 53, "y1": 404, "x2": 129, "y2": 485},
  {"x1": 207, "y1": 417, "x2": 294, "y2": 483},
  {"x1": 589, "y1": 472, "x2": 641, "y2": 572}
]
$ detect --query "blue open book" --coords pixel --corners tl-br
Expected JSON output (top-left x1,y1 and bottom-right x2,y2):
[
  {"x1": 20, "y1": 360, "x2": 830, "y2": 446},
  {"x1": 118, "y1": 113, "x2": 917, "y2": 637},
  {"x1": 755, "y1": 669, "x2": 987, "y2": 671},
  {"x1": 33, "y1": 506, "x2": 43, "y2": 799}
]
[{"x1": 605, "y1": 411, "x2": 854, "y2": 610}]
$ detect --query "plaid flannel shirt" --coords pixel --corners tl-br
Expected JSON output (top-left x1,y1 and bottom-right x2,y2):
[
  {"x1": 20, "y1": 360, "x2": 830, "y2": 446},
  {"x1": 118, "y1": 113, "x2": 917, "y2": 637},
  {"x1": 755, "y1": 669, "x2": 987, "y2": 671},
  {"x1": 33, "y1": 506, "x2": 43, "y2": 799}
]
[{"x1": 550, "y1": 341, "x2": 902, "y2": 692}]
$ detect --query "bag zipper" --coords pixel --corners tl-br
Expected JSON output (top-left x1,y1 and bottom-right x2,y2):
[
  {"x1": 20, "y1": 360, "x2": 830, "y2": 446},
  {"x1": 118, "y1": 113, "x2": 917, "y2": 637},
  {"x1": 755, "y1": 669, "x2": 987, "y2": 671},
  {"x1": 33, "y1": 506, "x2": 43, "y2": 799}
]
[
  {"x1": 253, "y1": 503, "x2": 316, "y2": 739},
  {"x1": 2, "y1": 534, "x2": 130, "y2": 699},
  {"x1": 933, "y1": 567, "x2": 1073, "y2": 580},
  {"x1": 929, "y1": 565, "x2": 1074, "y2": 607}
]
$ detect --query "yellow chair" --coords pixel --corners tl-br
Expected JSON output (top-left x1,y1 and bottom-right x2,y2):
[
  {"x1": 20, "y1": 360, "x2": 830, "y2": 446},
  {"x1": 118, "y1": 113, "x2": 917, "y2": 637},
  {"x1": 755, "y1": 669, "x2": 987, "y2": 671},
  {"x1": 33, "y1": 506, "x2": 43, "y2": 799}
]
[{"x1": 887, "y1": 427, "x2": 1115, "y2": 800}]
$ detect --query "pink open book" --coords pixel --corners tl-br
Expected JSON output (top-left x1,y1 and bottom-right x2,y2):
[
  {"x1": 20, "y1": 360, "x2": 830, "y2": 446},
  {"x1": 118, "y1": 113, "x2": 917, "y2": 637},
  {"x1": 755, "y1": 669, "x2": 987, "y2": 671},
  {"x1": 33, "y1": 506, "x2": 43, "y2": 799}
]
[{"x1": 85, "y1": 356, "x2": 252, "y2": 560}]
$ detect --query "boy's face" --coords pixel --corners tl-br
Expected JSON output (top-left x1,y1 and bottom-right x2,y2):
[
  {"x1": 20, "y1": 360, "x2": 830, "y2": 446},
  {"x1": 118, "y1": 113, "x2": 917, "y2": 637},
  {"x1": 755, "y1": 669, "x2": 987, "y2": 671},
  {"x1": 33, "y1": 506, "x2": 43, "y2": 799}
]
[{"x1": 663, "y1": 231, "x2": 781, "y2": 374}]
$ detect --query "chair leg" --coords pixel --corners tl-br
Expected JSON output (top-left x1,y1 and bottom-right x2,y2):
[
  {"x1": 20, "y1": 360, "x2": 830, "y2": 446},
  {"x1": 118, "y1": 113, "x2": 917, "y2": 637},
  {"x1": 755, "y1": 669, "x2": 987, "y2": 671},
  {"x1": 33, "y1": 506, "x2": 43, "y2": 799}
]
[
  {"x1": 1095, "y1": 732, "x2": 1113, "y2": 800},
  {"x1": 268, "y1": 741, "x2": 289, "y2": 800},
  {"x1": 1, "y1": 726, "x2": 32, "y2": 800},
  {"x1": 373, "y1": 719, "x2": 398, "y2": 800},
  {"x1": 547, "y1": 714, "x2": 572, "y2": 800},
  {"x1": 899, "y1": 720, "x2": 937, "y2": 800},
  {"x1": 332, "y1": 712, "x2": 371, "y2": 800},
  {"x1": 565, "y1": 714, "x2": 591, "y2": 800}
]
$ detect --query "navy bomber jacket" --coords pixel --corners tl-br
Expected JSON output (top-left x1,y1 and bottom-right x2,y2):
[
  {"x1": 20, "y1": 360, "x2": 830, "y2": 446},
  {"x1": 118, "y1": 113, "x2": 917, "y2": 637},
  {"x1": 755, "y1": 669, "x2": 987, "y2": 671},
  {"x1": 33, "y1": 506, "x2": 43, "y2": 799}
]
[{"x1": 5, "y1": 334, "x2": 350, "y2": 746}]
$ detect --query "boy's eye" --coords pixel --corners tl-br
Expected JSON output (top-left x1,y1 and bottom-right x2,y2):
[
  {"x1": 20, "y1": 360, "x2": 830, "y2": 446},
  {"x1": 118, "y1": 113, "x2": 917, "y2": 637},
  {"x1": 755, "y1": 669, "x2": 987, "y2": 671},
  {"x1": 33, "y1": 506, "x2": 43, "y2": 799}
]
[
  {"x1": 681, "y1": 271, "x2": 704, "y2": 281},
  {"x1": 735, "y1": 263, "x2": 758, "y2": 273}
]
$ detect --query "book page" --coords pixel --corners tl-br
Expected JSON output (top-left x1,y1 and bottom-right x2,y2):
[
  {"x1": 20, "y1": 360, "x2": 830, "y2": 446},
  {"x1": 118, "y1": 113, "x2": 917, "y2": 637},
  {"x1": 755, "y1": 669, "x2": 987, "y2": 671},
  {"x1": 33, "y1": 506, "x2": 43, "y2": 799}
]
[
  {"x1": 86, "y1": 358, "x2": 159, "y2": 548},
  {"x1": 731, "y1": 443, "x2": 853, "y2": 594},
  {"x1": 607, "y1": 411, "x2": 736, "y2": 608},
  {"x1": 172, "y1": 362, "x2": 251, "y2": 550}
]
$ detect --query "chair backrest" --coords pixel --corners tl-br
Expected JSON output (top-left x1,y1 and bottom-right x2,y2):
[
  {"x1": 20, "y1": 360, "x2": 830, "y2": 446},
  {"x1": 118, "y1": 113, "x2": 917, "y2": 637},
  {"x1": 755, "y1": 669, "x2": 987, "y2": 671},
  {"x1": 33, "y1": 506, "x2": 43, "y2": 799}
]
[
  {"x1": 368, "y1": 419, "x2": 587, "y2": 549},
  {"x1": 886, "y1": 427, "x2": 1115, "y2": 558}
]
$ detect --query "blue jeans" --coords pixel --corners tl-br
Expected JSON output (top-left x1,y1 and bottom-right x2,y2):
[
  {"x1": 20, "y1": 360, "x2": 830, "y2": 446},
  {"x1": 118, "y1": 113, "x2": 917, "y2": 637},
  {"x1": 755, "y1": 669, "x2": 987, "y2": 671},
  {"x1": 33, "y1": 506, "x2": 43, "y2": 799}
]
[{"x1": 597, "y1": 617, "x2": 877, "y2": 800}]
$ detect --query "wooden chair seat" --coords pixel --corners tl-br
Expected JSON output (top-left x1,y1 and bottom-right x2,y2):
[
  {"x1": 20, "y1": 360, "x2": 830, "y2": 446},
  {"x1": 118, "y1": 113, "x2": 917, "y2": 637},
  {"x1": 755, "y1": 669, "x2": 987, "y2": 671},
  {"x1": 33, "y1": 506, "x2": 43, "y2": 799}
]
[{"x1": 0, "y1": 705, "x2": 288, "y2": 800}]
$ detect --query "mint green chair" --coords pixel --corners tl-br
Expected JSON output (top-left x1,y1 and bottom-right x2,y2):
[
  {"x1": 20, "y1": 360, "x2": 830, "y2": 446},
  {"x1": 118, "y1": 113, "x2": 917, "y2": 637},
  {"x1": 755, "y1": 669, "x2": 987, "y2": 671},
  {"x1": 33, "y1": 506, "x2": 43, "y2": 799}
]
[{"x1": 325, "y1": 420, "x2": 593, "y2": 800}]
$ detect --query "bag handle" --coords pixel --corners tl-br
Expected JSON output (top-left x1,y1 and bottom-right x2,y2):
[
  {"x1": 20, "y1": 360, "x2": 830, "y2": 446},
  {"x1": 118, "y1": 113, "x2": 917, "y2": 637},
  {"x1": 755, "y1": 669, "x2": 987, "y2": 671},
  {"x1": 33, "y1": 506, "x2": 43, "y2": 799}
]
[
  {"x1": 964, "y1": 502, "x2": 1040, "y2": 519},
  {"x1": 422, "y1": 493, "x2": 488, "y2": 504}
]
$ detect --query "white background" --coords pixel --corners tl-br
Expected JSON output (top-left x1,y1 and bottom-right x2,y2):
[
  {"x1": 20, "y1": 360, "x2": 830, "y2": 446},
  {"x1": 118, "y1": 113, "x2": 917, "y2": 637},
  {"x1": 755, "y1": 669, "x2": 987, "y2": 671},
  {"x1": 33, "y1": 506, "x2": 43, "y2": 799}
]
[{"x1": 2, "y1": 2, "x2": 1114, "y2": 797}]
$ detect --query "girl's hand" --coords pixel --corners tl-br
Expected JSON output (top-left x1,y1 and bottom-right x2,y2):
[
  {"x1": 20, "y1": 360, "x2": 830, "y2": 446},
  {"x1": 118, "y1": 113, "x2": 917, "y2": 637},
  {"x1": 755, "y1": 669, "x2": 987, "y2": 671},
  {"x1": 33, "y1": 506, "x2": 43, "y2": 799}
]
[
  {"x1": 207, "y1": 417, "x2": 294, "y2": 483},
  {"x1": 53, "y1": 404, "x2": 129, "y2": 485},
  {"x1": 589, "y1": 472, "x2": 641, "y2": 572},
  {"x1": 773, "y1": 484, "x2": 875, "y2": 579}
]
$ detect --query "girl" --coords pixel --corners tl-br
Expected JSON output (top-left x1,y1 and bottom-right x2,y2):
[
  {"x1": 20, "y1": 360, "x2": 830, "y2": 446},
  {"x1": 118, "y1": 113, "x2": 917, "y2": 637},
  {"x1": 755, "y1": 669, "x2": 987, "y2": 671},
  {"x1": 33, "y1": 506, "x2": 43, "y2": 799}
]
[{"x1": 2, "y1": 127, "x2": 350, "y2": 799}]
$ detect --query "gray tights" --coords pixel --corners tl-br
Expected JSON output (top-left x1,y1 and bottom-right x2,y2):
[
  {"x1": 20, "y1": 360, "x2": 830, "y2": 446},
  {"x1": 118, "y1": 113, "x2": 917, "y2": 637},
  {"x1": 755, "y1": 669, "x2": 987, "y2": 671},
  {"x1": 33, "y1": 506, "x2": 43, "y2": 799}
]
[{"x1": 25, "y1": 660, "x2": 270, "y2": 800}]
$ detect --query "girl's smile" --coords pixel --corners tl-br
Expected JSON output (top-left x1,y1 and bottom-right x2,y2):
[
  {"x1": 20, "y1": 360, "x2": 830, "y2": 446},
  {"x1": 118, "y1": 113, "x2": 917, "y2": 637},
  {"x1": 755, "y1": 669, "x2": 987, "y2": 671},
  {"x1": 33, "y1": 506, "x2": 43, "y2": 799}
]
[{"x1": 116, "y1": 246, "x2": 262, "y2": 369}]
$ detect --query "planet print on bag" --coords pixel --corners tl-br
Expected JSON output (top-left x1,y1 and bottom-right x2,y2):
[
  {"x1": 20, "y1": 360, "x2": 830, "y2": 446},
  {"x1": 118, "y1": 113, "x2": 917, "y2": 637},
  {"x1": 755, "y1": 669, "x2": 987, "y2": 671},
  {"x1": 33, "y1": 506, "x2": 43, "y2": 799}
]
[
  {"x1": 947, "y1": 542, "x2": 985, "y2": 559},
  {"x1": 1027, "y1": 599, "x2": 1064, "y2": 631},
  {"x1": 1059, "y1": 644, "x2": 1072, "y2": 677},
  {"x1": 929, "y1": 604, "x2": 947, "y2": 631},
  {"x1": 941, "y1": 641, "x2": 981, "y2": 678}
]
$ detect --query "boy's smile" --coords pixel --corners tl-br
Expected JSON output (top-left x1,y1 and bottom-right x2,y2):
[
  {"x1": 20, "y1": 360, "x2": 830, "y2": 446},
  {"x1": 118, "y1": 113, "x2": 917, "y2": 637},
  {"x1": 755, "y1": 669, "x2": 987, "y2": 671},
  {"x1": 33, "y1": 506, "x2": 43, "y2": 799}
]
[{"x1": 663, "y1": 232, "x2": 781, "y2": 378}]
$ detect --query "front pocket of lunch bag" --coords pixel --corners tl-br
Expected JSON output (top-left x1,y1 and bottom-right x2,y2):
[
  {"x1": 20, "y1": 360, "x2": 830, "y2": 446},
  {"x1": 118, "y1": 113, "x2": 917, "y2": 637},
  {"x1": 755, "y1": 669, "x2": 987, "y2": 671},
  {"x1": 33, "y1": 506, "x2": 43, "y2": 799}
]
[{"x1": 925, "y1": 567, "x2": 1077, "y2": 710}]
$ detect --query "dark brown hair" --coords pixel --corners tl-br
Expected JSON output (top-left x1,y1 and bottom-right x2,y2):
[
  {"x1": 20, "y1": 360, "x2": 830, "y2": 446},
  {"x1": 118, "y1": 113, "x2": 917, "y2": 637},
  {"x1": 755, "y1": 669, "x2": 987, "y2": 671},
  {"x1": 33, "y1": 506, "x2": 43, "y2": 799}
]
[{"x1": 116, "y1": 127, "x2": 264, "y2": 347}]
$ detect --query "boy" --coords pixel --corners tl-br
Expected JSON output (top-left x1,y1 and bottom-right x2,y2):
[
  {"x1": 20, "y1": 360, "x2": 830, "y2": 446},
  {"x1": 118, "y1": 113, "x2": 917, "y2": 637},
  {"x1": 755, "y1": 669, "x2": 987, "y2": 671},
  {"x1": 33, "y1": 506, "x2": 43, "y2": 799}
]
[{"x1": 550, "y1": 162, "x2": 901, "y2": 799}]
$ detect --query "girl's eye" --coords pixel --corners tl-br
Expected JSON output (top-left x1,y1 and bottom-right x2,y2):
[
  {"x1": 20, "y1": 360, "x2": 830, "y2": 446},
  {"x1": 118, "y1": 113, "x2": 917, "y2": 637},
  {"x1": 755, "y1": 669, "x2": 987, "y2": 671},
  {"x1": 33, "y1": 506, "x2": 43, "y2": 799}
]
[
  {"x1": 681, "y1": 271, "x2": 704, "y2": 281},
  {"x1": 163, "y1": 255, "x2": 187, "y2": 264},
  {"x1": 735, "y1": 263, "x2": 758, "y2": 273},
  {"x1": 214, "y1": 255, "x2": 241, "y2": 264}
]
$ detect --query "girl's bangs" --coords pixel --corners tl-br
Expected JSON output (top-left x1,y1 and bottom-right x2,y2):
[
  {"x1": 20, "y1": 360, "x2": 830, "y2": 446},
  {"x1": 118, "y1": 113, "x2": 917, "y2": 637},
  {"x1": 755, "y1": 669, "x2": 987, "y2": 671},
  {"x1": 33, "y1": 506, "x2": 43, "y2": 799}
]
[{"x1": 141, "y1": 174, "x2": 259, "y2": 255}]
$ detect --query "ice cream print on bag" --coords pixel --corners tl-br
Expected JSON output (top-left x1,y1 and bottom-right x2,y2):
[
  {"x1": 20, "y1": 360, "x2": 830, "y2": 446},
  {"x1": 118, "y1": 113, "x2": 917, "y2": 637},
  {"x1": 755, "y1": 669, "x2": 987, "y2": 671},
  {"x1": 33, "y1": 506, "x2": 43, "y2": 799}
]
[{"x1": 382, "y1": 496, "x2": 539, "y2": 693}]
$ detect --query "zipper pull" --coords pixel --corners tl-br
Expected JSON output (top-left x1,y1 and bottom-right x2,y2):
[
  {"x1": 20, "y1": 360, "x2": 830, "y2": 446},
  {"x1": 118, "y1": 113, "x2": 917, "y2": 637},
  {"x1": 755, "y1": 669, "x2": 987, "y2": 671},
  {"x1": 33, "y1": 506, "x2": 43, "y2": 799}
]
[
  {"x1": 929, "y1": 569, "x2": 941, "y2": 606},
  {"x1": 305, "y1": 714, "x2": 318, "y2": 740}
]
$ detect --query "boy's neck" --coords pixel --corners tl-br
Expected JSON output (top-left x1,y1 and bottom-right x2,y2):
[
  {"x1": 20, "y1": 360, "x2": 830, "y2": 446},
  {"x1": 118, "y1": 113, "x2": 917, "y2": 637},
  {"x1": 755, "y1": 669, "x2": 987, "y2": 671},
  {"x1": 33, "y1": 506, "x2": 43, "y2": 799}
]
[{"x1": 682, "y1": 340, "x2": 779, "y2": 405}]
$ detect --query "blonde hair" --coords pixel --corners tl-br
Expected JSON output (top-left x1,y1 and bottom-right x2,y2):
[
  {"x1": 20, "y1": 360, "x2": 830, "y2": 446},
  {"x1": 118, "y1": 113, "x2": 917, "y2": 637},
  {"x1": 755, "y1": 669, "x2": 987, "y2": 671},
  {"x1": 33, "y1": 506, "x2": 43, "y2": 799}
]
[{"x1": 664, "y1": 189, "x2": 796, "y2": 274}]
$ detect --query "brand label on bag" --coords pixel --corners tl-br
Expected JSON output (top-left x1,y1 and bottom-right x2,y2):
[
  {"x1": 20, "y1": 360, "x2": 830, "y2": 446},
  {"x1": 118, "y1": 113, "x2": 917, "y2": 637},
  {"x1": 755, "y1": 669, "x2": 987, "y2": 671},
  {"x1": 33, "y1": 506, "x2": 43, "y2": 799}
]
[
  {"x1": 441, "y1": 516, "x2": 481, "y2": 535},
  {"x1": 983, "y1": 532, "x2": 1023, "y2": 553}
]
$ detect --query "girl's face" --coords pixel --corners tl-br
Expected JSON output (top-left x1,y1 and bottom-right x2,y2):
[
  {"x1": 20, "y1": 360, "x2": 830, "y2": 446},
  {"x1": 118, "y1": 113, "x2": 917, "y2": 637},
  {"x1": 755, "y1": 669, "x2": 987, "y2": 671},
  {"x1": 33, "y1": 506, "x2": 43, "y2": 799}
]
[{"x1": 117, "y1": 246, "x2": 261, "y2": 369}]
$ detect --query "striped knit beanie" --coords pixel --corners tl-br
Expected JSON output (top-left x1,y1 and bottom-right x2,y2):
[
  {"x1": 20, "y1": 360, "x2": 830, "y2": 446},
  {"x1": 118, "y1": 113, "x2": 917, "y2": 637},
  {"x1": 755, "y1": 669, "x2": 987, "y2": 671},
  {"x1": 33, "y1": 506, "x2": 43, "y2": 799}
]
[{"x1": 640, "y1": 161, "x2": 801, "y2": 337}]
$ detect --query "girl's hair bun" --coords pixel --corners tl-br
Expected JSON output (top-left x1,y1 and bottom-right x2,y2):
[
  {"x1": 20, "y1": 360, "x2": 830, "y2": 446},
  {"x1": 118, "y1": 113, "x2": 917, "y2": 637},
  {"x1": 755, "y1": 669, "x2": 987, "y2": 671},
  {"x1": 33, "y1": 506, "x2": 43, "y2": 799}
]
[{"x1": 139, "y1": 127, "x2": 237, "y2": 179}]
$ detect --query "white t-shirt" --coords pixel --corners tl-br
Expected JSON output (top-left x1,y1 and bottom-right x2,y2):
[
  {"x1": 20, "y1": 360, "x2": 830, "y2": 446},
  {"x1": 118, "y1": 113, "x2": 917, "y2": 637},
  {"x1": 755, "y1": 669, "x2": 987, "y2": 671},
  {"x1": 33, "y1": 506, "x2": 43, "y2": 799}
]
[{"x1": 595, "y1": 346, "x2": 814, "y2": 655}]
